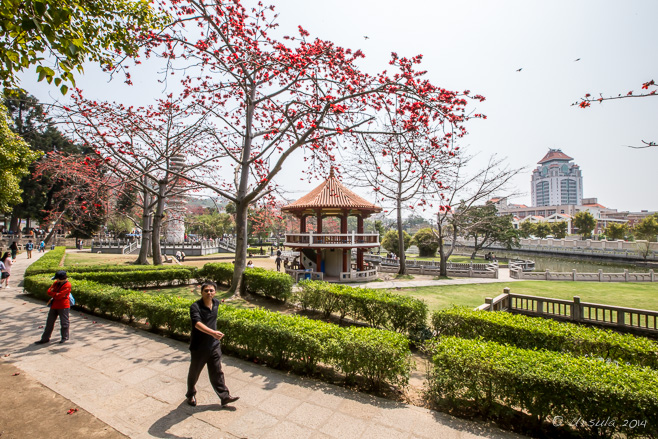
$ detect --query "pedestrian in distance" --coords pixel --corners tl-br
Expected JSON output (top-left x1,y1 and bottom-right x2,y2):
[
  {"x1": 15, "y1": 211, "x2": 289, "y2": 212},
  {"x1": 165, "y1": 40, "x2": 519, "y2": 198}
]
[
  {"x1": 1, "y1": 252, "x2": 12, "y2": 288},
  {"x1": 246, "y1": 260, "x2": 254, "y2": 268},
  {"x1": 35, "y1": 270, "x2": 72, "y2": 344},
  {"x1": 39, "y1": 240, "x2": 45, "y2": 252},
  {"x1": 26, "y1": 240, "x2": 34, "y2": 258},
  {"x1": 275, "y1": 256, "x2": 282, "y2": 271},
  {"x1": 9, "y1": 241, "x2": 18, "y2": 260},
  {"x1": 185, "y1": 281, "x2": 239, "y2": 408}
]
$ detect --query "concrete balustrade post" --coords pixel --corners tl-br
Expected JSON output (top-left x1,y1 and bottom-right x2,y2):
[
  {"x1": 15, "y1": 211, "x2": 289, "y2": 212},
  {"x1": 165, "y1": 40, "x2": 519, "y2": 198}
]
[
  {"x1": 599, "y1": 269, "x2": 603, "y2": 282},
  {"x1": 485, "y1": 297, "x2": 493, "y2": 311},
  {"x1": 573, "y1": 296, "x2": 581, "y2": 321},
  {"x1": 572, "y1": 269, "x2": 577, "y2": 281}
]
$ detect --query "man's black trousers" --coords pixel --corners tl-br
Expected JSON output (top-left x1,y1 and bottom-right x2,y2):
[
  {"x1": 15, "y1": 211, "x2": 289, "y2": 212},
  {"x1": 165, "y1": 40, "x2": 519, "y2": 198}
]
[{"x1": 186, "y1": 345, "x2": 230, "y2": 401}]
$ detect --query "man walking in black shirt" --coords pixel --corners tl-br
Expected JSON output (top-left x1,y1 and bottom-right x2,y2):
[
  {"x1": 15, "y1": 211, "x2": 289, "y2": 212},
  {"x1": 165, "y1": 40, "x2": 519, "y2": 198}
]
[{"x1": 186, "y1": 281, "x2": 239, "y2": 407}]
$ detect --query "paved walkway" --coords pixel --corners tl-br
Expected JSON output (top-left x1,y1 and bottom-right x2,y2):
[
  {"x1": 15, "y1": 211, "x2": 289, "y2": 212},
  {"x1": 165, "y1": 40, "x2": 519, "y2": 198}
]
[{"x1": 1, "y1": 252, "x2": 523, "y2": 439}]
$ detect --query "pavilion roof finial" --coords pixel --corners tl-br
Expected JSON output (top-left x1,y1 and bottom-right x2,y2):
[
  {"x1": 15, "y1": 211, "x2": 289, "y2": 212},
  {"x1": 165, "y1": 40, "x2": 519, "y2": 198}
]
[{"x1": 329, "y1": 166, "x2": 335, "y2": 178}]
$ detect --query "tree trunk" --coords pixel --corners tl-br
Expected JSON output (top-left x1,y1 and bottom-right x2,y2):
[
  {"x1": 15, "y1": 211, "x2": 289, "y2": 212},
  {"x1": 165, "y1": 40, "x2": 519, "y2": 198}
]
[
  {"x1": 229, "y1": 201, "x2": 249, "y2": 295},
  {"x1": 151, "y1": 182, "x2": 167, "y2": 265},
  {"x1": 135, "y1": 189, "x2": 153, "y2": 265},
  {"x1": 9, "y1": 216, "x2": 19, "y2": 233},
  {"x1": 396, "y1": 196, "x2": 406, "y2": 275},
  {"x1": 44, "y1": 210, "x2": 67, "y2": 246},
  {"x1": 228, "y1": 84, "x2": 256, "y2": 296}
]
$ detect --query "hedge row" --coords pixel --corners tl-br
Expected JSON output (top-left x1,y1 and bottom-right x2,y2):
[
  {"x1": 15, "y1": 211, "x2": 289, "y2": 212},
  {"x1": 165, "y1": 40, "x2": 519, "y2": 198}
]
[
  {"x1": 296, "y1": 280, "x2": 428, "y2": 335},
  {"x1": 24, "y1": 246, "x2": 66, "y2": 276},
  {"x1": 243, "y1": 268, "x2": 294, "y2": 302},
  {"x1": 425, "y1": 336, "x2": 658, "y2": 438},
  {"x1": 24, "y1": 274, "x2": 411, "y2": 388},
  {"x1": 197, "y1": 262, "x2": 234, "y2": 286},
  {"x1": 431, "y1": 307, "x2": 658, "y2": 369},
  {"x1": 67, "y1": 269, "x2": 197, "y2": 289}
]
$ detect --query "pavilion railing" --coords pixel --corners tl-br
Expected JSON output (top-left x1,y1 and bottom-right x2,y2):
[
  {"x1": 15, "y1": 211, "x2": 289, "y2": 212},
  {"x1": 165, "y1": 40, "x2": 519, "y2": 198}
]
[{"x1": 284, "y1": 232, "x2": 379, "y2": 247}]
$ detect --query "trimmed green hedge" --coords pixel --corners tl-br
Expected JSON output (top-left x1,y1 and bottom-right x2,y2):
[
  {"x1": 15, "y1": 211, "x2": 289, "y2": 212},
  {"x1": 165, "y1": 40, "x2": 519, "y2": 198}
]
[
  {"x1": 24, "y1": 246, "x2": 66, "y2": 276},
  {"x1": 425, "y1": 336, "x2": 658, "y2": 438},
  {"x1": 66, "y1": 269, "x2": 196, "y2": 289},
  {"x1": 243, "y1": 267, "x2": 293, "y2": 302},
  {"x1": 196, "y1": 262, "x2": 234, "y2": 286},
  {"x1": 23, "y1": 274, "x2": 411, "y2": 388},
  {"x1": 431, "y1": 307, "x2": 658, "y2": 369},
  {"x1": 296, "y1": 280, "x2": 428, "y2": 335}
]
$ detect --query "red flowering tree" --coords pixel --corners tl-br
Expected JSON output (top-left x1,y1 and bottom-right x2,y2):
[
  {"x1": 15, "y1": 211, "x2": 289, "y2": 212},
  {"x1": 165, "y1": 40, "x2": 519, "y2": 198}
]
[
  {"x1": 142, "y1": 0, "x2": 482, "y2": 293},
  {"x1": 57, "y1": 92, "x2": 212, "y2": 264},
  {"x1": 343, "y1": 101, "x2": 461, "y2": 274},
  {"x1": 33, "y1": 152, "x2": 113, "y2": 242},
  {"x1": 575, "y1": 79, "x2": 657, "y2": 148}
]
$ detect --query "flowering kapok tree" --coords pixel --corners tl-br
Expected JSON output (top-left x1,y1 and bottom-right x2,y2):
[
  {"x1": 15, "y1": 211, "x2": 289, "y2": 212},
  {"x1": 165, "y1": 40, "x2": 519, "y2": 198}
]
[
  {"x1": 33, "y1": 152, "x2": 113, "y2": 242},
  {"x1": 342, "y1": 107, "x2": 460, "y2": 273},
  {"x1": 144, "y1": 0, "x2": 483, "y2": 292},
  {"x1": 58, "y1": 91, "x2": 213, "y2": 264}
]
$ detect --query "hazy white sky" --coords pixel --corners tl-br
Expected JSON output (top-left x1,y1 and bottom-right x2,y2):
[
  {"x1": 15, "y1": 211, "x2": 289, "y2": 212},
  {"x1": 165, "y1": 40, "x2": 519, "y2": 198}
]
[{"x1": 19, "y1": 0, "x2": 658, "y2": 212}]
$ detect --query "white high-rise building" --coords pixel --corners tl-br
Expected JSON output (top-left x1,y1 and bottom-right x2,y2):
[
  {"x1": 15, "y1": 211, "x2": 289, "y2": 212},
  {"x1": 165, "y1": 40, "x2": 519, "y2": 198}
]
[{"x1": 531, "y1": 149, "x2": 583, "y2": 207}]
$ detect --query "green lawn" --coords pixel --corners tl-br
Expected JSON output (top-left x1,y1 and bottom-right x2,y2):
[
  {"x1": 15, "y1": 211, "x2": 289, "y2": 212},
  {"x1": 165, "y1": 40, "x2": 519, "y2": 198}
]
[{"x1": 392, "y1": 281, "x2": 658, "y2": 313}]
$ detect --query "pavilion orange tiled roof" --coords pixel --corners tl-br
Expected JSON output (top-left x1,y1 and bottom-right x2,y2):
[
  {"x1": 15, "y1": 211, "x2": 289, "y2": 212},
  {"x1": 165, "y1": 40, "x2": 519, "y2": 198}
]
[
  {"x1": 282, "y1": 168, "x2": 382, "y2": 213},
  {"x1": 538, "y1": 149, "x2": 573, "y2": 164}
]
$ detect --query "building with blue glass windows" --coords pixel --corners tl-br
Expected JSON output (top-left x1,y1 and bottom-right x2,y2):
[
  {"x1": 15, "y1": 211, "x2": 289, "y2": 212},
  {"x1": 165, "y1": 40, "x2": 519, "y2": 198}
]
[{"x1": 531, "y1": 149, "x2": 582, "y2": 207}]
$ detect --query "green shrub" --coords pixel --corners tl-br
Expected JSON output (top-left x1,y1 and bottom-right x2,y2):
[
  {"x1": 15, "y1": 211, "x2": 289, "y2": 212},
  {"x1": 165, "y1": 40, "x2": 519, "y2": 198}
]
[
  {"x1": 425, "y1": 336, "x2": 658, "y2": 438},
  {"x1": 247, "y1": 247, "x2": 265, "y2": 254},
  {"x1": 294, "y1": 280, "x2": 428, "y2": 335},
  {"x1": 196, "y1": 262, "x2": 234, "y2": 286},
  {"x1": 67, "y1": 269, "x2": 195, "y2": 289},
  {"x1": 23, "y1": 274, "x2": 411, "y2": 388},
  {"x1": 24, "y1": 246, "x2": 66, "y2": 276},
  {"x1": 243, "y1": 267, "x2": 293, "y2": 302},
  {"x1": 431, "y1": 307, "x2": 658, "y2": 369}
]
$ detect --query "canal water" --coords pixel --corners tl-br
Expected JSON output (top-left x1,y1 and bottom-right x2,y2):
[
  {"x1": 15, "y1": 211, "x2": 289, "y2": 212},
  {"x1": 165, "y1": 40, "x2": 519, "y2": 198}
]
[{"x1": 482, "y1": 250, "x2": 653, "y2": 273}]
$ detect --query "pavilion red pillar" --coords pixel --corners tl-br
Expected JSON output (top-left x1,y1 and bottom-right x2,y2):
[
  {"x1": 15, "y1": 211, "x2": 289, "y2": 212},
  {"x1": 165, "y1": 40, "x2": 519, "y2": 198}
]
[
  {"x1": 316, "y1": 209, "x2": 322, "y2": 271},
  {"x1": 300, "y1": 215, "x2": 306, "y2": 233},
  {"x1": 357, "y1": 215, "x2": 364, "y2": 270},
  {"x1": 341, "y1": 210, "x2": 349, "y2": 272}
]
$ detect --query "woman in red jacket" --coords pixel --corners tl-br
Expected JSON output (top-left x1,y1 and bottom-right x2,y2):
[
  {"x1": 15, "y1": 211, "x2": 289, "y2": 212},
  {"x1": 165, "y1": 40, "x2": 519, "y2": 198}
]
[{"x1": 35, "y1": 270, "x2": 71, "y2": 344}]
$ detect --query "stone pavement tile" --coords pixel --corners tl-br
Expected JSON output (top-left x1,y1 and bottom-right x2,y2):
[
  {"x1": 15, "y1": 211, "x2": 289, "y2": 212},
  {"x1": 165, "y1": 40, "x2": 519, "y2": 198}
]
[
  {"x1": 95, "y1": 387, "x2": 149, "y2": 413},
  {"x1": 261, "y1": 420, "x2": 312, "y2": 439},
  {"x1": 231, "y1": 382, "x2": 272, "y2": 406},
  {"x1": 133, "y1": 370, "x2": 178, "y2": 395},
  {"x1": 95, "y1": 357, "x2": 143, "y2": 378},
  {"x1": 374, "y1": 406, "x2": 424, "y2": 431},
  {"x1": 78, "y1": 377, "x2": 127, "y2": 404},
  {"x1": 114, "y1": 395, "x2": 172, "y2": 430},
  {"x1": 151, "y1": 380, "x2": 188, "y2": 405},
  {"x1": 319, "y1": 412, "x2": 368, "y2": 438},
  {"x1": 194, "y1": 403, "x2": 243, "y2": 428},
  {"x1": 337, "y1": 397, "x2": 390, "y2": 421},
  {"x1": 306, "y1": 387, "x2": 345, "y2": 410},
  {"x1": 308, "y1": 433, "x2": 334, "y2": 439},
  {"x1": 146, "y1": 355, "x2": 189, "y2": 372},
  {"x1": 157, "y1": 413, "x2": 222, "y2": 439},
  {"x1": 258, "y1": 392, "x2": 304, "y2": 417},
  {"x1": 161, "y1": 361, "x2": 192, "y2": 380},
  {"x1": 359, "y1": 424, "x2": 410, "y2": 439},
  {"x1": 117, "y1": 364, "x2": 161, "y2": 386},
  {"x1": 286, "y1": 402, "x2": 334, "y2": 430},
  {"x1": 225, "y1": 408, "x2": 279, "y2": 438},
  {"x1": 272, "y1": 380, "x2": 315, "y2": 400}
]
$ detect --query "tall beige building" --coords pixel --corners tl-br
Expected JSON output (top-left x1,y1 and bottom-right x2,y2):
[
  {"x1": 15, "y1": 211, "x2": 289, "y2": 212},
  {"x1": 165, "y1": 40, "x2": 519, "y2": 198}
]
[{"x1": 531, "y1": 149, "x2": 583, "y2": 207}]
